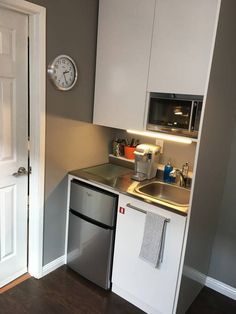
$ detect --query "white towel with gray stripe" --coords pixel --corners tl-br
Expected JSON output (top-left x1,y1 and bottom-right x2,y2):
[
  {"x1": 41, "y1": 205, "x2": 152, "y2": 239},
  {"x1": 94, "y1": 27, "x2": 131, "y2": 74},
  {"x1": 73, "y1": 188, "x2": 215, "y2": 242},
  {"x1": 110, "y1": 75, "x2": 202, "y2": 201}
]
[{"x1": 139, "y1": 212, "x2": 168, "y2": 267}]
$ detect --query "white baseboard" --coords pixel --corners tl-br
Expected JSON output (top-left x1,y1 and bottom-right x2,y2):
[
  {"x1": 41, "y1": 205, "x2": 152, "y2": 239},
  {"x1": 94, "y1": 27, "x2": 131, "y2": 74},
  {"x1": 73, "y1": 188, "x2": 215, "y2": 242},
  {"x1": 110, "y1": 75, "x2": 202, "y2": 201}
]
[
  {"x1": 183, "y1": 265, "x2": 236, "y2": 301},
  {"x1": 183, "y1": 265, "x2": 207, "y2": 285},
  {"x1": 206, "y1": 276, "x2": 236, "y2": 301},
  {"x1": 42, "y1": 255, "x2": 65, "y2": 277}
]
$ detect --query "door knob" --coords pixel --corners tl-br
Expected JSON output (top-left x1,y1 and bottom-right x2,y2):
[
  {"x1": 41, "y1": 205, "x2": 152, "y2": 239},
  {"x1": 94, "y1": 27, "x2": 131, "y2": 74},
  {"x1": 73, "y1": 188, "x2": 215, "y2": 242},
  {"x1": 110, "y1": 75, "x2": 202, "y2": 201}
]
[{"x1": 12, "y1": 167, "x2": 28, "y2": 177}]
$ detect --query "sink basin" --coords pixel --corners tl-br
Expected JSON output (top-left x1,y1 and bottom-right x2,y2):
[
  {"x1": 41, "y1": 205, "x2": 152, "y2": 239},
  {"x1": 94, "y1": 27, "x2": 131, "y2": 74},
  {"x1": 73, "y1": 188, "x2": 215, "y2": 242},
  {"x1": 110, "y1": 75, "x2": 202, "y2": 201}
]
[{"x1": 135, "y1": 181, "x2": 190, "y2": 207}]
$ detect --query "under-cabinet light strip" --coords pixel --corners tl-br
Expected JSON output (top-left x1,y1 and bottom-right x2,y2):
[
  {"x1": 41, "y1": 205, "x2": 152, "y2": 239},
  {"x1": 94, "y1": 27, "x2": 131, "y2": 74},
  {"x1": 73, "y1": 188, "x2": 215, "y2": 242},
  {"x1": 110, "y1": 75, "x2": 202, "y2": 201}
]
[{"x1": 127, "y1": 129, "x2": 192, "y2": 144}]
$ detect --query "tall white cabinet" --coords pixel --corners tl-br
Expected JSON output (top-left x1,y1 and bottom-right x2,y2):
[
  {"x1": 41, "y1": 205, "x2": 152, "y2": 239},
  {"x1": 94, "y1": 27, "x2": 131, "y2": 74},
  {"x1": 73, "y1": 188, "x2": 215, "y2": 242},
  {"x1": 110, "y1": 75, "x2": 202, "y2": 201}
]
[
  {"x1": 93, "y1": 0, "x2": 155, "y2": 130},
  {"x1": 112, "y1": 194, "x2": 186, "y2": 314},
  {"x1": 90, "y1": 1, "x2": 236, "y2": 313}
]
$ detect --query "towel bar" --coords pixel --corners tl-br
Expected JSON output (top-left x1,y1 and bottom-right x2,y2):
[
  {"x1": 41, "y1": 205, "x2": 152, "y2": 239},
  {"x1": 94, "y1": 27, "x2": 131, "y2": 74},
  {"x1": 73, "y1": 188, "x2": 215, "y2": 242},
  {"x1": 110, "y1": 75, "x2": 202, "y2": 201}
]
[{"x1": 126, "y1": 203, "x2": 171, "y2": 222}]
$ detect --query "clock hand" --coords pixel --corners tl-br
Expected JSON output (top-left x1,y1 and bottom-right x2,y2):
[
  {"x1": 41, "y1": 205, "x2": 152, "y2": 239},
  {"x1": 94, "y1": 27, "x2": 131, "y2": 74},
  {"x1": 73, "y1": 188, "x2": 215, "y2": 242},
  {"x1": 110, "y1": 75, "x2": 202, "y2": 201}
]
[{"x1": 63, "y1": 73, "x2": 68, "y2": 84}]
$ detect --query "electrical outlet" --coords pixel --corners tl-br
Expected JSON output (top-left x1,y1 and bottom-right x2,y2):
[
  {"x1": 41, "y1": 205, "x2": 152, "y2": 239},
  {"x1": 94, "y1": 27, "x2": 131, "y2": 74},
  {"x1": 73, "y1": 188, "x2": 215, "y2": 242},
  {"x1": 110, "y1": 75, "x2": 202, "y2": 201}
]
[{"x1": 156, "y1": 139, "x2": 164, "y2": 154}]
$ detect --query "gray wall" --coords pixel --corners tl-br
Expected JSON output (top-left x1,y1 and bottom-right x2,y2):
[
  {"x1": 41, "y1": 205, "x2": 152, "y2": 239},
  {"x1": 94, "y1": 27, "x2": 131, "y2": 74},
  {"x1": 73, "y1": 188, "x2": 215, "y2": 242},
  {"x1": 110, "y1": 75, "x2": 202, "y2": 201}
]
[
  {"x1": 34, "y1": 0, "x2": 99, "y2": 123},
  {"x1": 209, "y1": 123, "x2": 236, "y2": 287},
  {"x1": 44, "y1": 118, "x2": 115, "y2": 265},
  {"x1": 28, "y1": 0, "x2": 116, "y2": 265}
]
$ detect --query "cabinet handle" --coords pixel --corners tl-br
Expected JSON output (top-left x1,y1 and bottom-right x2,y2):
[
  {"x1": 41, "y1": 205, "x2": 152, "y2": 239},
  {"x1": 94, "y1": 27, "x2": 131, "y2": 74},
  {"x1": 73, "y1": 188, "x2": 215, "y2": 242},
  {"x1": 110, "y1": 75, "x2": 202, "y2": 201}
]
[
  {"x1": 126, "y1": 203, "x2": 146, "y2": 214},
  {"x1": 126, "y1": 203, "x2": 170, "y2": 222}
]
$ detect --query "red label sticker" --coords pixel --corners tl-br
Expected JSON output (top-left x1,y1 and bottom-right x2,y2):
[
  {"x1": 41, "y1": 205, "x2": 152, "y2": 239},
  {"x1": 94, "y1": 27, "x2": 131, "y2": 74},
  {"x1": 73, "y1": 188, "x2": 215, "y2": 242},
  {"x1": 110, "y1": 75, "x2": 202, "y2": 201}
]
[{"x1": 119, "y1": 207, "x2": 125, "y2": 214}]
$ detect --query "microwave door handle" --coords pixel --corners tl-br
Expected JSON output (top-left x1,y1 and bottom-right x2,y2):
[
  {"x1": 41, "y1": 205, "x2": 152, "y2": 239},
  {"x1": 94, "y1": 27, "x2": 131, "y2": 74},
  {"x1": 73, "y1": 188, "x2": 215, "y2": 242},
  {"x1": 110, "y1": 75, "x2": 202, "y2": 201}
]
[{"x1": 190, "y1": 102, "x2": 197, "y2": 131}]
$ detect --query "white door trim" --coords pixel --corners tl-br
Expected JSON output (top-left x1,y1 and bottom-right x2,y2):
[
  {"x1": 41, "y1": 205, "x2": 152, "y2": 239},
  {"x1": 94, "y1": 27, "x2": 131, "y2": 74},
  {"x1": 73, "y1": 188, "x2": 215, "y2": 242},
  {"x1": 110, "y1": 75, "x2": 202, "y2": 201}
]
[{"x1": 0, "y1": 0, "x2": 46, "y2": 279}]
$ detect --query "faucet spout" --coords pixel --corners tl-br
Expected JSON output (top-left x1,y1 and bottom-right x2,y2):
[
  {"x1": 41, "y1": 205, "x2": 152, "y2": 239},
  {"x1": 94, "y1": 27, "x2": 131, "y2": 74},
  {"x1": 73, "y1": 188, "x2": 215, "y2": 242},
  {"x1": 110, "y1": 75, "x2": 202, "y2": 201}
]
[{"x1": 170, "y1": 169, "x2": 187, "y2": 187}]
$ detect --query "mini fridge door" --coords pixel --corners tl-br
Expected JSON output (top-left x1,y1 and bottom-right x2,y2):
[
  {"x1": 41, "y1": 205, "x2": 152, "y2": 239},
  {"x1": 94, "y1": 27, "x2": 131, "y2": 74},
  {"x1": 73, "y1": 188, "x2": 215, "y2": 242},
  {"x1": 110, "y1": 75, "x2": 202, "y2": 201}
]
[
  {"x1": 70, "y1": 180, "x2": 117, "y2": 227},
  {"x1": 67, "y1": 210, "x2": 114, "y2": 290}
]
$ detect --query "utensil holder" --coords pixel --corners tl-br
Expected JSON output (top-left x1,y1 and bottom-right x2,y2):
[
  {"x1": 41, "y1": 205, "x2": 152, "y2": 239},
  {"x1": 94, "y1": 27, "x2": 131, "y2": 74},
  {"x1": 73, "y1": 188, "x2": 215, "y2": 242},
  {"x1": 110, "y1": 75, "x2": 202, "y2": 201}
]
[{"x1": 124, "y1": 146, "x2": 135, "y2": 159}]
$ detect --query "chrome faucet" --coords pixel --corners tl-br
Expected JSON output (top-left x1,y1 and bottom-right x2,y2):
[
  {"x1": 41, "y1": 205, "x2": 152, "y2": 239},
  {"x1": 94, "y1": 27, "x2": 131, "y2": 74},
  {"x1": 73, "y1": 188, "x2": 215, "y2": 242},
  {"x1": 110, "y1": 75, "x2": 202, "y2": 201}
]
[{"x1": 170, "y1": 169, "x2": 187, "y2": 187}]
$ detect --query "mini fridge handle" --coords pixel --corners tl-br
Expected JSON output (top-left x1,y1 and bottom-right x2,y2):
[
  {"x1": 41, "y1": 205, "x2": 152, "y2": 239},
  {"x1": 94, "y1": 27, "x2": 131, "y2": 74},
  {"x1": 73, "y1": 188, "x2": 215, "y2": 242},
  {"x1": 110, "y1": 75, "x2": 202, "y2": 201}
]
[{"x1": 70, "y1": 209, "x2": 114, "y2": 230}]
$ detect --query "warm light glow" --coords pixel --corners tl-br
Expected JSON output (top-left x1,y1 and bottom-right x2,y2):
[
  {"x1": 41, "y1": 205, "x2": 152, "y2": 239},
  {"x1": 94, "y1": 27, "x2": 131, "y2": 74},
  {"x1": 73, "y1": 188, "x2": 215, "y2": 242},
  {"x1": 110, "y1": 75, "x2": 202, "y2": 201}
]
[{"x1": 127, "y1": 130, "x2": 192, "y2": 144}]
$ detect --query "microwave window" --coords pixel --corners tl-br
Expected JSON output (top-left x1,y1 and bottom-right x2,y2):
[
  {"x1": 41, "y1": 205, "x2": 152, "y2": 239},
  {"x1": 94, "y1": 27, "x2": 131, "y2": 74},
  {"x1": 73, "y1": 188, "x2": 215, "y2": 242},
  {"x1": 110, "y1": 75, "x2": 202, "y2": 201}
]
[{"x1": 148, "y1": 98, "x2": 192, "y2": 129}]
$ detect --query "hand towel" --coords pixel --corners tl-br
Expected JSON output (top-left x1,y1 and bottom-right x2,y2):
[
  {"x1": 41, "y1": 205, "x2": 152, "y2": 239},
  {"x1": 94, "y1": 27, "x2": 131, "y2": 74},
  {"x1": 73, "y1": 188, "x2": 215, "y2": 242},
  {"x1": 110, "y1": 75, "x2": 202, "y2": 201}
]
[{"x1": 139, "y1": 212, "x2": 168, "y2": 267}]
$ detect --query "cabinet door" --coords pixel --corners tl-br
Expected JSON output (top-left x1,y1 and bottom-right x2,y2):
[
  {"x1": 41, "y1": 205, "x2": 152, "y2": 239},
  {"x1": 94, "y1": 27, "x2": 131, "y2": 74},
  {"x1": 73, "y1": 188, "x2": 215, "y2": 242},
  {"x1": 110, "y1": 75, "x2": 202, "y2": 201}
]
[
  {"x1": 93, "y1": 0, "x2": 155, "y2": 130},
  {"x1": 112, "y1": 194, "x2": 186, "y2": 314},
  {"x1": 148, "y1": 0, "x2": 219, "y2": 95}
]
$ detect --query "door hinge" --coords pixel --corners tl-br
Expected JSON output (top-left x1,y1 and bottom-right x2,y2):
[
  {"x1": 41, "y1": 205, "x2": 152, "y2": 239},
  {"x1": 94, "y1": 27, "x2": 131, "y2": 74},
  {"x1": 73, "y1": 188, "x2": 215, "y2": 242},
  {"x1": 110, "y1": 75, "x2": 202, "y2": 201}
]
[{"x1": 29, "y1": 166, "x2": 32, "y2": 174}]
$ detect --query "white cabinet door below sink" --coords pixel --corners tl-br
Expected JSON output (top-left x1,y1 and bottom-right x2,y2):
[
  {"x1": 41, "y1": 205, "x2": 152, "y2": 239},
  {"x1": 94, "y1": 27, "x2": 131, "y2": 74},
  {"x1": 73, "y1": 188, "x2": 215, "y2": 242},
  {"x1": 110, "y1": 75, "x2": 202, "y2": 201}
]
[{"x1": 112, "y1": 194, "x2": 186, "y2": 314}]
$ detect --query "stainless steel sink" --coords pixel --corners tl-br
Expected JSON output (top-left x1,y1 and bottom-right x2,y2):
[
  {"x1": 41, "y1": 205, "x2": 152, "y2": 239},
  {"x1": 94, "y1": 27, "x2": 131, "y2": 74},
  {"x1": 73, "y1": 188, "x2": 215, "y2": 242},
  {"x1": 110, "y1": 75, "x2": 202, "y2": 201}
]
[{"x1": 135, "y1": 181, "x2": 190, "y2": 207}]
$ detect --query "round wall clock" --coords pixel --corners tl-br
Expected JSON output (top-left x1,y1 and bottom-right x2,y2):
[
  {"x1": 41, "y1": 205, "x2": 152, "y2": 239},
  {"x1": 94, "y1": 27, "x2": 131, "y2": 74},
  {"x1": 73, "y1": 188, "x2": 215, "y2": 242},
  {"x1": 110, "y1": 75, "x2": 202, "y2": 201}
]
[{"x1": 47, "y1": 55, "x2": 78, "y2": 91}]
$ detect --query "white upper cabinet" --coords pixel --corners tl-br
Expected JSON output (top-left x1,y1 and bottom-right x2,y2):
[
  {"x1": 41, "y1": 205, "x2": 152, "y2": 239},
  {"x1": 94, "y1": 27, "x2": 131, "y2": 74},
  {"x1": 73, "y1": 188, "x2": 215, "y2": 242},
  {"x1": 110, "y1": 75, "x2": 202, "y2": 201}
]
[
  {"x1": 93, "y1": 0, "x2": 220, "y2": 131},
  {"x1": 148, "y1": 0, "x2": 219, "y2": 95},
  {"x1": 93, "y1": 0, "x2": 155, "y2": 130}
]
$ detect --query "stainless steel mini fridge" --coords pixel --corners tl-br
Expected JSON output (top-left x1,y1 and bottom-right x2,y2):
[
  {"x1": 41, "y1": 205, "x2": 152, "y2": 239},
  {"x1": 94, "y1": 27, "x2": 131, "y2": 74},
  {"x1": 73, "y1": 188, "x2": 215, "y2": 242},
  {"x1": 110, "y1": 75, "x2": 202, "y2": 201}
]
[{"x1": 67, "y1": 179, "x2": 118, "y2": 290}]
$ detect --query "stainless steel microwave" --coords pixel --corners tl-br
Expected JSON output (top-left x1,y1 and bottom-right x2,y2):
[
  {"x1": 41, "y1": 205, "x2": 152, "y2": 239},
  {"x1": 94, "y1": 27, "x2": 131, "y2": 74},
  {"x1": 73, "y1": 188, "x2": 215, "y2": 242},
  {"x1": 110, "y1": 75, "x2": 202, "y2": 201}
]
[{"x1": 147, "y1": 93, "x2": 203, "y2": 138}]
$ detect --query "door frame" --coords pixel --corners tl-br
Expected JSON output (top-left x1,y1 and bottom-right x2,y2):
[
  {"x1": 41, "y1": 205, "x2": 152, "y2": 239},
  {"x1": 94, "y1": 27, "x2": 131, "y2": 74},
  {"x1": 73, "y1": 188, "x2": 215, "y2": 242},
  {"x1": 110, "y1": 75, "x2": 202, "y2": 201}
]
[{"x1": 0, "y1": 0, "x2": 46, "y2": 279}]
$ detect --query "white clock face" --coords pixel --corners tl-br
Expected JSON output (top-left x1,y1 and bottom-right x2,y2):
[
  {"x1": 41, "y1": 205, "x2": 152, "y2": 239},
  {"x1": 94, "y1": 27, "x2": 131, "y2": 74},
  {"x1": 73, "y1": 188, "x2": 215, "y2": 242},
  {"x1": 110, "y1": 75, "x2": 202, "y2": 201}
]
[{"x1": 48, "y1": 55, "x2": 78, "y2": 91}]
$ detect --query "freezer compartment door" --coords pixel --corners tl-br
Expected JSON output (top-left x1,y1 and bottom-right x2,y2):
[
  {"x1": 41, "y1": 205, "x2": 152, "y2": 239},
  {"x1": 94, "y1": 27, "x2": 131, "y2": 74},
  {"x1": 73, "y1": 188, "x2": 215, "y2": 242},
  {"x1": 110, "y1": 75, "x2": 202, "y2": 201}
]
[
  {"x1": 67, "y1": 211, "x2": 114, "y2": 290},
  {"x1": 70, "y1": 180, "x2": 117, "y2": 227}
]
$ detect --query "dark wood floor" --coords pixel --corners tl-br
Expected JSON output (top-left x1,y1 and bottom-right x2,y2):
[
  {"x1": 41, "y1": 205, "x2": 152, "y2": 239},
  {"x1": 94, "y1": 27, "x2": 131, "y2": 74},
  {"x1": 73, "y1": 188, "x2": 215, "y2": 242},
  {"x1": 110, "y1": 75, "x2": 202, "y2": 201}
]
[
  {"x1": 0, "y1": 266, "x2": 144, "y2": 314},
  {"x1": 0, "y1": 266, "x2": 236, "y2": 314},
  {"x1": 187, "y1": 286, "x2": 236, "y2": 314}
]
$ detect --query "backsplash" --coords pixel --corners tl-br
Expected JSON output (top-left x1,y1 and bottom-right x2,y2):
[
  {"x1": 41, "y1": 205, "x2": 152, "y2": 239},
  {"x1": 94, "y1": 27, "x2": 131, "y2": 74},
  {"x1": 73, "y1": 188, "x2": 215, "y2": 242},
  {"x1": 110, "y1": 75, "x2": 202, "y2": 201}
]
[{"x1": 113, "y1": 130, "x2": 196, "y2": 171}]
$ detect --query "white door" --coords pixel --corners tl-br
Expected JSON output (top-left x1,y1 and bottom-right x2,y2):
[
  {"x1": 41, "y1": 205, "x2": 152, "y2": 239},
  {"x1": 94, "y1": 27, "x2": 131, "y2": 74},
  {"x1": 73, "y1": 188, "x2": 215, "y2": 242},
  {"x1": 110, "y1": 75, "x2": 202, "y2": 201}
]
[{"x1": 0, "y1": 7, "x2": 28, "y2": 287}]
